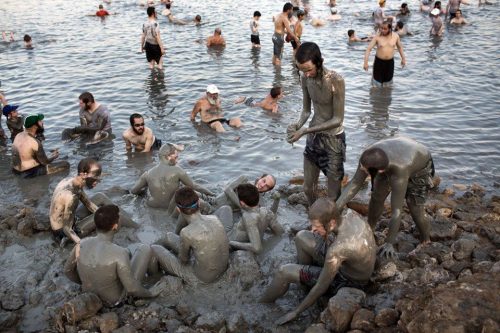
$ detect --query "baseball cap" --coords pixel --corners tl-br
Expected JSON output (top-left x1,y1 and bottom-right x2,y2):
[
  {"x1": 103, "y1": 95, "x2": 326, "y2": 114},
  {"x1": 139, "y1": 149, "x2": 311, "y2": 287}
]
[
  {"x1": 431, "y1": 8, "x2": 440, "y2": 15},
  {"x1": 2, "y1": 105, "x2": 19, "y2": 117},
  {"x1": 206, "y1": 84, "x2": 219, "y2": 94},
  {"x1": 24, "y1": 114, "x2": 44, "y2": 128}
]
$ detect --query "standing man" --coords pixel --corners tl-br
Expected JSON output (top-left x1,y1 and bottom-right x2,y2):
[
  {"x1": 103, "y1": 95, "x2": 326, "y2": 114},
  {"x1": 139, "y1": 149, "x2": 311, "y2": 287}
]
[
  {"x1": 446, "y1": 0, "x2": 467, "y2": 19},
  {"x1": 336, "y1": 136, "x2": 434, "y2": 258},
  {"x1": 287, "y1": 42, "x2": 346, "y2": 205},
  {"x1": 272, "y1": 2, "x2": 299, "y2": 66},
  {"x1": 141, "y1": 6, "x2": 165, "y2": 70},
  {"x1": 12, "y1": 114, "x2": 69, "y2": 178},
  {"x1": 122, "y1": 113, "x2": 161, "y2": 152},
  {"x1": 363, "y1": 21, "x2": 406, "y2": 87},
  {"x1": 250, "y1": 11, "x2": 261, "y2": 48}
]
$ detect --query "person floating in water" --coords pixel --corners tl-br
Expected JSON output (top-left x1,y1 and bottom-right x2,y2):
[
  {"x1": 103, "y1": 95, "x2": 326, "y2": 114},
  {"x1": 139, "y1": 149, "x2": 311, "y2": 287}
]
[
  {"x1": 347, "y1": 29, "x2": 372, "y2": 43},
  {"x1": 122, "y1": 113, "x2": 161, "y2": 152},
  {"x1": 395, "y1": 21, "x2": 413, "y2": 36},
  {"x1": 364, "y1": 21, "x2": 406, "y2": 87},
  {"x1": 23, "y1": 34, "x2": 33, "y2": 48},
  {"x1": 235, "y1": 87, "x2": 284, "y2": 113}
]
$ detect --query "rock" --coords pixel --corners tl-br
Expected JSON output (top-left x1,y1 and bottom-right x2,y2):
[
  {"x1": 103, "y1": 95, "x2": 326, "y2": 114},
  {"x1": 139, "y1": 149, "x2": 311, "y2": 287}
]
[
  {"x1": 482, "y1": 318, "x2": 500, "y2": 333},
  {"x1": 451, "y1": 239, "x2": 476, "y2": 261},
  {"x1": 278, "y1": 184, "x2": 303, "y2": 197},
  {"x1": 491, "y1": 261, "x2": 500, "y2": 273},
  {"x1": 304, "y1": 323, "x2": 329, "y2": 333},
  {"x1": 373, "y1": 262, "x2": 398, "y2": 281},
  {"x1": 164, "y1": 319, "x2": 182, "y2": 332},
  {"x1": 29, "y1": 291, "x2": 42, "y2": 305},
  {"x1": 472, "y1": 247, "x2": 492, "y2": 262},
  {"x1": 175, "y1": 302, "x2": 191, "y2": 318},
  {"x1": 175, "y1": 326, "x2": 198, "y2": 333},
  {"x1": 441, "y1": 259, "x2": 471, "y2": 275},
  {"x1": 350, "y1": 308, "x2": 375, "y2": 331},
  {"x1": 419, "y1": 242, "x2": 452, "y2": 263},
  {"x1": 0, "y1": 310, "x2": 18, "y2": 329},
  {"x1": 436, "y1": 208, "x2": 452, "y2": 218},
  {"x1": 62, "y1": 292, "x2": 102, "y2": 323},
  {"x1": 408, "y1": 252, "x2": 436, "y2": 268},
  {"x1": 472, "y1": 261, "x2": 493, "y2": 274},
  {"x1": 442, "y1": 188, "x2": 455, "y2": 196},
  {"x1": 226, "y1": 313, "x2": 248, "y2": 333},
  {"x1": 430, "y1": 218, "x2": 457, "y2": 240},
  {"x1": 452, "y1": 184, "x2": 467, "y2": 191},
  {"x1": 320, "y1": 287, "x2": 366, "y2": 332},
  {"x1": 194, "y1": 311, "x2": 225, "y2": 331},
  {"x1": 17, "y1": 219, "x2": 34, "y2": 236},
  {"x1": 228, "y1": 250, "x2": 261, "y2": 290},
  {"x1": 144, "y1": 317, "x2": 160, "y2": 331},
  {"x1": 1, "y1": 290, "x2": 25, "y2": 311},
  {"x1": 374, "y1": 308, "x2": 399, "y2": 327},
  {"x1": 287, "y1": 192, "x2": 308, "y2": 206},
  {"x1": 458, "y1": 269, "x2": 472, "y2": 279},
  {"x1": 161, "y1": 276, "x2": 183, "y2": 296},
  {"x1": 99, "y1": 312, "x2": 119, "y2": 333},
  {"x1": 33, "y1": 217, "x2": 51, "y2": 231},
  {"x1": 112, "y1": 324, "x2": 138, "y2": 333}
]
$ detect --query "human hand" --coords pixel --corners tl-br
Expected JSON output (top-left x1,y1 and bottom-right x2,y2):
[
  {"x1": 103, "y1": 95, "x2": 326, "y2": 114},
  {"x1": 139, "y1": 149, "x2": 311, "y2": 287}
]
[
  {"x1": 288, "y1": 128, "x2": 305, "y2": 143},
  {"x1": 149, "y1": 277, "x2": 168, "y2": 297},
  {"x1": 401, "y1": 58, "x2": 406, "y2": 68},
  {"x1": 50, "y1": 149, "x2": 60, "y2": 159},
  {"x1": 276, "y1": 310, "x2": 298, "y2": 325},
  {"x1": 378, "y1": 243, "x2": 397, "y2": 259},
  {"x1": 363, "y1": 62, "x2": 369, "y2": 71}
]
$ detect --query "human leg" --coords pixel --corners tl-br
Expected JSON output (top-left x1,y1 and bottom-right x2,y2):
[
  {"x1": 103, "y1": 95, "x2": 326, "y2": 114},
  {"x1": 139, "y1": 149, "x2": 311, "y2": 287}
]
[
  {"x1": 407, "y1": 198, "x2": 431, "y2": 243},
  {"x1": 367, "y1": 175, "x2": 391, "y2": 230},
  {"x1": 151, "y1": 245, "x2": 196, "y2": 283},
  {"x1": 131, "y1": 244, "x2": 154, "y2": 282},
  {"x1": 259, "y1": 264, "x2": 302, "y2": 303},
  {"x1": 228, "y1": 118, "x2": 242, "y2": 128},
  {"x1": 303, "y1": 158, "x2": 320, "y2": 206},
  {"x1": 92, "y1": 192, "x2": 139, "y2": 229},
  {"x1": 209, "y1": 121, "x2": 225, "y2": 133},
  {"x1": 295, "y1": 230, "x2": 325, "y2": 265}
]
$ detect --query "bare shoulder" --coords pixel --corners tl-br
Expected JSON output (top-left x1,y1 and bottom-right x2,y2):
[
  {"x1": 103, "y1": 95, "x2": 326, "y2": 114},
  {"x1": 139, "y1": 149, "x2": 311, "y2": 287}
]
[
  {"x1": 122, "y1": 127, "x2": 132, "y2": 138},
  {"x1": 145, "y1": 127, "x2": 154, "y2": 137}
]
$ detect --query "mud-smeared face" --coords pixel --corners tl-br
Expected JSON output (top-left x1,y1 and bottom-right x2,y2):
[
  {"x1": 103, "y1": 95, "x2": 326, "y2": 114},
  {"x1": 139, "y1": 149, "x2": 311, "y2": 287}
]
[
  {"x1": 85, "y1": 165, "x2": 102, "y2": 189},
  {"x1": 297, "y1": 60, "x2": 318, "y2": 78}
]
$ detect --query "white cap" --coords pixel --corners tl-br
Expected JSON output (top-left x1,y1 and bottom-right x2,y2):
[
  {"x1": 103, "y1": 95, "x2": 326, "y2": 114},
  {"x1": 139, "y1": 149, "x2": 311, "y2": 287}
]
[
  {"x1": 431, "y1": 8, "x2": 440, "y2": 15},
  {"x1": 206, "y1": 84, "x2": 219, "y2": 94}
]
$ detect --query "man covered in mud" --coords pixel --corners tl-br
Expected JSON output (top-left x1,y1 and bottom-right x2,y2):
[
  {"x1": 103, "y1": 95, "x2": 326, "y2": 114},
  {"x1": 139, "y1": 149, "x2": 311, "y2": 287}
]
[
  {"x1": 152, "y1": 187, "x2": 229, "y2": 284},
  {"x1": 64, "y1": 205, "x2": 165, "y2": 307},
  {"x1": 12, "y1": 114, "x2": 69, "y2": 178},
  {"x1": 336, "y1": 136, "x2": 434, "y2": 258},
  {"x1": 122, "y1": 113, "x2": 161, "y2": 152},
  {"x1": 191, "y1": 85, "x2": 242, "y2": 133},
  {"x1": 260, "y1": 198, "x2": 376, "y2": 325},
  {"x1": 287, "y1": 42, "x2": 346, "y2": 205},
  {"x1": 130, "y1": 143, "x2": 214, "y2": 210}
]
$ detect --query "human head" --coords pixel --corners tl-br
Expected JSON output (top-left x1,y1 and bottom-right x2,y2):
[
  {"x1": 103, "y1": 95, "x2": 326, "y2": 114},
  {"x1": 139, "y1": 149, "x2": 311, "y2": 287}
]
[
  {"x1": 434, "y1": 1, "x2": 441, "y2": 9},
  {"x1": 253, "y1": 11, "x2": 261, "y2": 18},
  {"x1": 396, "y1": 21, "x2": 404, "y2": 29},
  {"x1": 309, "y1": 198, "x2": 340, "y2": 236},
  {"x1": 23, "y1": 34, "x2": 32, "y2": 43},
  {"x1": 297, "y1": 10, "x2": 305, "y2": 19},
  {"x1": 24, "y1": 114, "x2": 44, "y2": 129},
  {"x1": 379, "y1": 0, "x2": 386, "y2": 7},
  {"x1": 456, "y1": 9, "x2": 462, "y2": 16},
  {"x1": 3, "y1": 105, "x2": 19, "y2": 118},
  {"x1": 360, "y1": 147, "x2": 389, "y2": 186},
  {"x1": 175, "y1": 187, "x2": 199, "y2": 215},
  {"x1": 195, "y1": 15, "x2": 202, "y2": 22},
  {"x1": 206, "y1": 84, "x2": 219, "y2": 105},
  {"x1": 270, "y1": 86, "x2": 282, "y2": 99},
  {"x1": 78, "y1": 92, "x2": 95, "y2": 111},
  {"x1": 380, "y1": 21, "x2": 392, "y2": 35},
  {"x1": 330, "y1": 7, "x2": 338, "y2": 15},
  {"x1": 147, "y1": 6, "x2": 156, "y2": 17},
  {"x1": 237, "y1": 183, "x2": 260, "y2": 207},
  {"x1": 254, "y1": 174, "x2": 276, "y2": 193},
  {"x1": 214, "y1": 27, "x2": 222, "y2": 36},
  {"x1": 401, "y1": 3, "x2": 408, "y2": 9},
  {"x1": 99, "y1": 4, "x2": 104, "y2": 9},
  {"x1": 295, "y1": 42, "x2": 324, "y2": 78},
  {"x1": 159, "y1": 143, "x2": 181, "y2": 164},
  {"x1": 77, "y1": 157, "x2": 102, "y2": 189},
  {"x1": 283, "y1": 2, "x2": 293, "y2": 13},
  {"x1": 129, "y1": 113, "x2": 145, "y2": 135},
  {"x1": 348, "y1": 29, "x2": 355, "y2": 37},
  {"x1": 166, "y1": 3, "x2": 171, "y2": 9},
  {"x1": 94, "y1": 204, "x2": 120, "y2": 232}
]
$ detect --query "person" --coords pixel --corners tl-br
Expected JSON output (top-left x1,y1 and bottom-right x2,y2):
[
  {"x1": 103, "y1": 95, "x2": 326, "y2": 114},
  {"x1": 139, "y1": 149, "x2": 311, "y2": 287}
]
[
  {"x1": 250, "y1": 11, "x2": 262, "y2": 48},
  {"x1": 206, "y1": 28, "x2": 226, "y2": 47},
  {"x1": 450, "y1": 9, "x2": 468, "y2": 24},
  {"x1": 131, "y1": 143, "x2": 214, "y2": 210},
  {"x1": 272, "y1": 2, "x2": 299, "y2": 66},
  {"x1": 373, "y1": 0, "x2": 395, "y2": 31},
  {"x1": 430, "y1": 8, "x2": 444, "y2": 36},
  {"x1": 397, "y1": 3, "x2": 410, "y2": 16},
  {"x1": 420, "y1": 0, "x2": 434, "y2": 12},
  {"x1": 291, "y1": 10, "x2": 305, "y2": 54},
  {"x1": 0, "y1": 93, "x2": 7, "y2": 140},
  {"x1": 363, "y1": 21, "x2": 406, "y2": 87},
  {"x1": 226, "y1": 183, "x2": 284, "y2": 254},
  {"x1": 162, "y1": 3, "x2": 198, "y2": 25},
  {"x1": 191, "y1": 84, "x2": 242, "y2": 133},
  {"x1": 151, "y1": 187, "x2": 229, "y2": 284},
  {"x1": 327, "y1": 7, "x2": 342, "y2": 21},
  {"x1": 96, "y1": 4, "x2": 110, "y2": 16},
  {"x1": 347, "y1": 29, "x2": 372, "y2": 42},
  {"x1": 64, "y1": 205, "x2": 165, "y2": 307},
  {"x1": 235, "y1": 87, "x2": 283, "y2": 113},
  {"x1": 287, "y1": 42, "x2": 346, "y2": 205},
  {"x1": 2, "y1": 31, "x2": 14, "y2": 42},
  {"x1": 122, "y1": 113, "x2": 161, "y2": 152},
  {"x1": 433, "y1": 1, "x2": 446, "y2": 15},
  {"x1": 141, "y1": 6, "x2": 165, "y2": 70},
  {"x1": 3, "y1": 105, "x2": 24, "y2": 141},
  {"x1": 336, "y1": 136, "x2": 434, "y2": 258},
  {"x1": 23, "y1": 34, "x2": 32, "y2": 48},
  {"x1": 260, "y1": 198, "x2": 376, "y2": 325},
  {"x1": 12, "y1": 114, "x2": 69, "y2": 178},
  {"x1": 395, "y1": 21, "x2": 413, "y2": 36}
]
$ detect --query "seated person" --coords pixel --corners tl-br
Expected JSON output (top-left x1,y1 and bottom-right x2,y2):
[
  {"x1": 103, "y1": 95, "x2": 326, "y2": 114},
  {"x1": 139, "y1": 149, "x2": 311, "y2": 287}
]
[
  {"x1": 347, "y1": 29, "x2": 372, "y2": 42},
  {"x1": 395, "y1": 21, "x2": 413, "y2": 36},
  {"x1": 12, "y1": 114, "x2": 69, "y2": 178},
  {"x1": 397, "y1": 2, "x2": 410, "y2": 16},
  {"x1": 259, "y1": 198, "x2": 377, "y2": 325},
  {"x1": 122, "y1": 113, "x2": 161, "y2": 152},
  {"x1": 131, "y1": 143, "x2": 214, "y2": 210},
  {"x1": 152, "y1": 187, "x2": 229, "y2": 284},
  {"x1": 207, "y1": 28, "x2": 226, "y2": 47},
  {"x1": 64, "y1": 205, "x2": 164, "y2": 307},
  {"x1": 235, "y1": 87, "x2": 283, "y2": 113},
  {"x1": 450, "y1": 9, "x2": 468, "y2": 24},
  {"x1": 214, "y1": 174, "x2": 276, "y2": 211}
]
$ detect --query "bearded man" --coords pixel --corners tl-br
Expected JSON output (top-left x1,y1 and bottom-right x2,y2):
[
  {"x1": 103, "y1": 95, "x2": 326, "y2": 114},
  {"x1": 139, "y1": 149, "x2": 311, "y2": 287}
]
[{"x1": 122, "y1": 114, "x2": 161, "y2": 152}]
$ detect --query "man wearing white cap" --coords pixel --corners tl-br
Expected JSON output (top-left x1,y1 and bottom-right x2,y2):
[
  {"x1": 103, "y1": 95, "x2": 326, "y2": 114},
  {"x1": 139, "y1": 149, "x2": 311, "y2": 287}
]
[{"x1": 191, "y1": 85, "x2": 242, "y2": 133}]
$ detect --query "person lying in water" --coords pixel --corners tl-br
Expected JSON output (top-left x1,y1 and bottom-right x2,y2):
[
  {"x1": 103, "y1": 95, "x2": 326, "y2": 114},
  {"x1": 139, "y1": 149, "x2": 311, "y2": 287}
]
[{"x1": 234, "y1": 86, "x2": 284, "y2": 113}]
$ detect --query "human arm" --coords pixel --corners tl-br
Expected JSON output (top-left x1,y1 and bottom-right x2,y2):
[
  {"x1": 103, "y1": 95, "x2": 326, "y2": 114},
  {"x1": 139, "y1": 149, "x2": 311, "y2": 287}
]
[
  {"x1": 142, "y1": 130, "x2": 155, "y2": 153},
  {"x1": 79, "y1": 191, "x2": 98, "y2": 214},
  {"x1": 336, "y1": 166, "x2": 369, "y2": 211},
  {"x1": 363, "y1": 37, "x2": 377, "y2": 70},
  {"x1": 224, "y1": 175, "x2": 248, "y2": 208},
  {"x1": 130, "y1": 172, "x2": 148, "y2": 195},
  {"x1": 190, "y1": 101, "x2": 201, "y2": 121},
  {"x1": 287, "y1": 75, "x2": 311, "y2": 143},
  {"x1": 395, "y1": 35, "x2": 406, "y2": 67},
  {"x1": 140, "y1": 27, "x2": 146, "y2": 52},
  {"x1": 64, "y1": 246, "x2": 81, "y2": 284},
  {"x1": 123, "y1": 131, "x2": 132, "y2": 150},
  {"x1": 34, "y1": 141, "x2": 58, "y2": 165},
  {"x1": 178, "y1": 230, "x2": 190, "y2": 264},
  {"x1": 155, "y1": 26, "x2": 165, "y2": 54},
  {"x1": 116, "y1": 250, "x2": 156, "y2": 298},
  {"x1": 230, "y1": 217, "x2": 263, "y2": 253},
  {"x1": 179, "y1": 170, "x2": 215, "y2": 196},
  {"x1": 284, "y1": 18, "x2": 299, "y2": 43}
]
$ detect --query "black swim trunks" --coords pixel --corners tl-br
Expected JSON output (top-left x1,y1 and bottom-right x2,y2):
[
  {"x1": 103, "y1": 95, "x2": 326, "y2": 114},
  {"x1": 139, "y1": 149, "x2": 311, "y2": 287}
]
[
  {"x1": 12, "y1": 164, "x2": 47, "y2": 178},
  {"x1": 144, "y1": 41, "x2": 162, "y2": 64},
  {"x1": 152, "y1": 137, "x2": 162, "y2": 150},
  {"x1": 291, "y1": 37, "x2": 300, "y2": 50},
  {"x1": 406, "y1": 157, "x2": 435, "y2": 205},
  {"x1": 373, "y1": 56, "x2": 395, "y2": 85},
  {"x1": 272, "y1": 33, "x2": 284, "y2": 58},
  {"x1": 449, "y1": 11, "x2": 457, "y2": 19},
  {"x1": 251, "y1": 35, "x2": 260, "y2": 45},
  {"x1": 206, "y1": 118, "x2": 230, "y2": 126},
  {"x1": 299, "y1": 266, "x2": 366, "y2": 295},
  {"x1": 304, "y1": 132, "x2": 346, "y2": 180}
]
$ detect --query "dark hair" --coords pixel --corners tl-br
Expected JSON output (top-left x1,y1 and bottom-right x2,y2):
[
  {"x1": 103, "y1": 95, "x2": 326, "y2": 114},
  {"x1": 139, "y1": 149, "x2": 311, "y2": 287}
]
[
  {"x1": 348, "y1": 29, "x2": 355, "y2": 37},
  {"x1": 456, "y1": 9, "x2": 462, "y2": 14},
  {"x1": 130, "y1": 113, "x2": 143, "y2": 127},
  {"x1": 381, "y1": 21, "x2": 392, "y2": 31},
  {"x1": 295, "y1": 42, "x2": 323, "y2": 70},
  {"x1": 254, "y1": 11, "x2": 261, "y2": 17},
  {"x1": 236, "y1": 183, "x2": 260, "y2": 207},
  {"x1": 401, "y1": 3, "x2": 408, "y2": 8},
  {"x1": 166, "y1": 3, "x2": 171, "y2": 9},
  {"x1": 434, "y1": 1, "x2": 441, "y2": 8},
  {"x1": 396, "y1": 21, "x2": 404, "y2": 29},
  {"x1": 297, "y1": 10, "x2": 305, "y2": 18},
  {"x1": 283, "y1": 2, "x2": 293, "y2": 12},
  {"x1": 270, "y1": 87, "x2": 282, "y2": 98},
  {"x1": 214, "y1": 27, "x2": 222, "y2": 35},
  {"x1": 79, "y1": 92, "x2": 94, "y2": 104},
  {"x1": 147, "y1": 6, "x2": 156, "y2": 16},
  {"x1": 309, "y1": 198, "x2": 339, "y2": 225},
  {"x1": 94, "y1": 204, "x2": 120, "y2": 232},
  {"x1": 360, "y1": 147, "x2": 389, "y2": 171},
  {"x1": 175, "y1": 187, "x2": 199, "y2": 215},
  {"x1": 77, "y1": 157, "x2": 100, "y2": 174},
  {"x1": 24, "y1": 34, "x2": 32, "y2": 42},
  {"x1": 195, "y1": 15, "x2": 201, "y2": 21},
  {"x1": 99, "y1": 4, "x2": 104, "y2": 9}
]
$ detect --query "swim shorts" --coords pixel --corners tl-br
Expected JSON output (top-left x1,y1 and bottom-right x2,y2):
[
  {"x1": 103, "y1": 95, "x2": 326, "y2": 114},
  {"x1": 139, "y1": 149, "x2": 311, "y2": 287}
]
[
  {"x1": 152, "y1": 137, "x2": 162, "y2": 150},
  {"x1": 144, "y1": 41, "x2": 162, "y2": 64},
  {"x1": 272, "y1": 33, "x2": 285, "y2": 58},
  {"x1": 299, "y1": 266, "x2": 366, "y2": 294},
  {"x1": 244, "y1": 97, "x2": 257, "y2": 107},
  {"x1": 206, "y1": 118, "x2": 230, "y2": 126},
  {"x1": 406, "y1": 157, "x2": 435, "y2": 205},
  {"x1": 251, "y1": 34, "x2": 260, "y2": 45},
  {"x1": 373, "y1": 56, "x2": 395, "y2": 85},
  {"x1": 304, "y1": 132, "x2": 346, "y2": 180},
  {"x1": 12, "y1": 164, "x2": 48, "y2": 178}
]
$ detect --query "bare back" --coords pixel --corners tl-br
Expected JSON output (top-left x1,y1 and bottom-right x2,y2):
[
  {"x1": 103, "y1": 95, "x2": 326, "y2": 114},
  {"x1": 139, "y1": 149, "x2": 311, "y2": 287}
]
[
  {"x1": 12, "y1": 132, "x2": 45, "y2": 171},
  {"x1": 49, "y1": 177, "x2": 82, "y2": 231},
  {"x1": 274, "y1": 13, "x2": 291, "y2": 35}
]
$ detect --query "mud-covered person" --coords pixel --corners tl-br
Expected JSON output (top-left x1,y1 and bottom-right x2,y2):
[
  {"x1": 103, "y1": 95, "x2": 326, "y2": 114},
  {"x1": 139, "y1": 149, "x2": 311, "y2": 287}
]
[
  {"x1": 122, "y1": 113, "x2": 161, "y2": 152},
  {"x1": 65, "y1": 205, "x2": 165, "y2": 307},
  {"x1": 287, "y1": 42, "x2": 346, "y2": 205},
  {"x1": 260, "y1": 198, "x2": 376, "y2": 325},
  {"x1": 12, "y1": 114, "x2": 69, "y2": 178},
  {"x1": 152, "y1": 187, "x2": 229, "y2": 284}
]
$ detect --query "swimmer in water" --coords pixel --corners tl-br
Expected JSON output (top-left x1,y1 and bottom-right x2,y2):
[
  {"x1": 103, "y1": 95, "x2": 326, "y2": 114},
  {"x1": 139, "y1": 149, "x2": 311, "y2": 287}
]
[
  {"x1": 206, "y1": 28, "x2": 226, "y2": 47},
  {"x1": 395, "y1": 21, "x2": 413, "y2": 36},
  {"x1": 23, "y1": 34, "x2": 32, "y2": 48},
  {"x1": 235, "y1": 87, "x2": 284, "y2": 113},
  {"x1": 347, "y1": 29, "x2": 372, "y2": 42},
  {"x1": 450, "y1": 9, "x2": 468, "y2": 24},
  {"x1": 122, "y1": 113, "x2": 161, "y2": 152}
]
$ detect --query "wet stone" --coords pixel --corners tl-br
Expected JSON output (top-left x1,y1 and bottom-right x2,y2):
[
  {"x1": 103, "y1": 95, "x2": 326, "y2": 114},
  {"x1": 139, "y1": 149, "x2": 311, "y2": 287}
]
[
  {"x1": 350, "y1": 308, "x2": 375, "y2": 331},
  {"x1": 458, "y1": 268, "x2": 472, "y2": 279},
  {"x1": 0, "y1": 310, "x2": 18, "y2": 329},
  {"x1": 17, "y1": 219, "x2": 34, "y2": 236},
  {"x1": 164, "y1": 319, "x2": 182, "y2": 332},
  {"x1": 471, "y1": 261, "x2": 493, "y2": 274},
  {"x1": 441, "y1": 259, "x2": 471, "y2": 275},
  {"x1": 482, "y1": 318, "x2": 500, "y2": 333},
  {"x1": 320, "y1": 287, "x2": 366, "y2": 332},
  {"x1": 175, "y1": 326, "x2": 197, "y2": 333},
  {"x1": 1, "y1": 290, "x2": 25, "y2": 311},
  {"x1": 226, "y1": 313, "x2": 248, "y2": 333},
  {"x1": 194, "y1": 311, "x2": 225, "y2": 332},
  {"x1": 228, "y1": 250, "x2": 261, "y2": 290},
  {"x1": 99, "y1": 312, "x2": 120, "y2": 333},
  {"x1": 287, "y1": 192, "x2": 308, "y2": 206},
  {"x1": 374, "y1": 308, "x2": 399, "y2": 327},
  {"x1": 472, "y1": 247, "x2": 492, "y2": 262},
  {"x1": 373, "y1": 262, "x2": 398, "y2": 281},
  {"x1": 304, "y1": 323, "x2": 329, "y2": 333},
  {"x1": 419, "y1": 242, "x2": 452, "y2": 263},
  {"x1": 430, "y1": 218, "x2": 457, "y2": 240},
  {"x1": 491, "y1": 261, "x2": 500, "y2": 273},
  {"x1": 112, "y1": 324, "x2": 138, "y2": 333},
  {"x1": 451, "y1": 238, "x2": 476, "y2": 261}
]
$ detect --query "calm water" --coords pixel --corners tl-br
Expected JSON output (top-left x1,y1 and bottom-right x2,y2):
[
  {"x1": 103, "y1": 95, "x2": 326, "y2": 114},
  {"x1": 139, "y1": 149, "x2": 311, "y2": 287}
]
[{"x1": 0, "y1": 0, "x2": 499, "y2": 200}]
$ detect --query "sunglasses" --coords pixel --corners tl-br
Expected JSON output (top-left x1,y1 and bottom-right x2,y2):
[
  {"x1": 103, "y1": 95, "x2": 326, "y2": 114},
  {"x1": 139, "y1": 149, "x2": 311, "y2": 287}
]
[{"x1": 133, "y1": 123, "x2": 145, "y2": 127}]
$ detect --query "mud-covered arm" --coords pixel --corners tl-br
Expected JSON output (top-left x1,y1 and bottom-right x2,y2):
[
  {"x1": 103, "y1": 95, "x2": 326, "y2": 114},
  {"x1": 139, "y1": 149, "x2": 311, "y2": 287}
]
[
  {"x1": 336, "y1": 166, "x2": 368, "y2": 211},
  {"x1": 386, "y1": 175, "x2": 408, "y2": 244},
  {"x1": 230, "y1": 217, "x2": 263, "y2": 254},
  {"x1": 295, "y1": 75, "x2": 312, "y2": 130},
  {"x1": 267, "y1": 208, "x2": 284, "y2": 236},
  {"x1": 175, "y1": 214, "x2": 188, "y2": 235},
  {"x1": 116, "y1": 250, "x2": 154, "y2": 298},
  {"x1": 130, "y1": 172, "x2": 148, "y2": 195},
  {"x1": 34, "y1": 141, "x2": 56, "y2": 165},
  {"x1": 54, "y1": 195, "x2": 81, "y2": 244},
  {"x1": 178, "y1": 230, "x2": 191, "y2": 264},
  {"x1": 179, "y1": 170, "x2": 215, "y2": 196},
  {"x1": 79, "y1": 191, "x2": 98, "y2": 214},
  {"x1": 64, "y1": 246, "x2": 81, "y2": 284},
  {"x1": 224, "y1": 175, "x2": 248, "y2": 208}
]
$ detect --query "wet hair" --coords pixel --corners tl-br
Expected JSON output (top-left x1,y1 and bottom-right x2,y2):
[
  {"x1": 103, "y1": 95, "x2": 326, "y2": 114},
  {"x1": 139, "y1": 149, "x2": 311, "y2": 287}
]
[
  {"x1": 309, "y1": 198, "x2": 339, "y2": 225},
  {"x1": 77, "y1": 157, "x2": 100, "y2": 174},
  {"x1": 434, "y1": 1, "x2": 441, "y2": 8},
  {"x1": 283, "y1": 2, "x2": 293, "y2": 12},
  {"x1": 255, "y1": 174, "x2": 276, "y2": 191},
  {"x1": 99, "y1": 4, "x2": 104, "y2": 9},
  {"x1": 295, "y1": 42, "x2": 323, "y2": 70},
  {"x1": 129, "y1": 113, "x2": 143, "y2": 127},
  {"x1": 24, "y1": 34, "x2": 32, "y2": 42},
  {"x1": 214, "y1": 27, "x2": 222, "y2": 35},
  {"x1": 396, "y1": 21, "x2": 404, "y2": 29},
  {"x1": 147, "y1": 6, "x2": 156, "y2": 17},
  {"x1": 270, "y1": 87, "x2": 282, "y2": 98},
  {"x1": 175, "y1": 187, "x2": 199, "y2": 215},
  {"x1": 297, "y1": 10, "x2": 305, "y2": 18},
  {"x1": 360, "y1": 147, "x2": 389, "y2": 171},
  {"x1": 236, "y1": 183, "x2": 260, "y2": 207},
  {"x1": 401, "y1": 3, "x2": 408, "y2": 8},
  {"x1": 79, "y1": 92, "x2": 94, "y2": 104},
  {"x1": 254, "y1": 11, "x2": 261, "y2": 17},
  {"x1": 159, "y1": 143, "x2": 177, "y2": 157},
  {"x1": 348, "y1": 29, "x2": 355, "y2": 37},
  {"x1": 94, "y1": 204, "x2": 120, "y2": 232},
  {"x1": 456, "y1": 9, "x2": 462, "y2": 14},
  {"x1": 195, "y1": 15, "x2": 202, "y2": 21},
  {"x1": 165, "y1": 3, "x2": 171, "y2": 9}
]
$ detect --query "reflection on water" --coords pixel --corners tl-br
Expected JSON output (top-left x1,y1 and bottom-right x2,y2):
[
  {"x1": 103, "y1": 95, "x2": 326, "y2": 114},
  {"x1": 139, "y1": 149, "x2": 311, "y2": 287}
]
[{"x1": 365, "y1": 86, "x2": 395, "y2": 140}]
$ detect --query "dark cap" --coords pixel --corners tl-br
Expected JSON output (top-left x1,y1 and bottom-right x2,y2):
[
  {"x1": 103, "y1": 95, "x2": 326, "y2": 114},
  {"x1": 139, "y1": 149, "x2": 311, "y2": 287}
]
[
  {"x1": 24, "y1": 114, "x2": 44, "y2": 128},
  {"x1": 2, "y1": 105, "x2": 19, "y2": 117}
]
